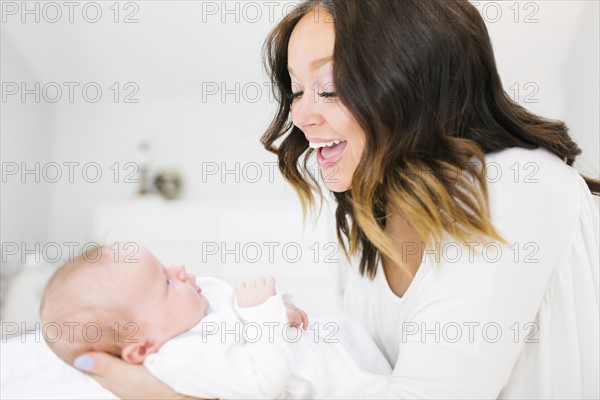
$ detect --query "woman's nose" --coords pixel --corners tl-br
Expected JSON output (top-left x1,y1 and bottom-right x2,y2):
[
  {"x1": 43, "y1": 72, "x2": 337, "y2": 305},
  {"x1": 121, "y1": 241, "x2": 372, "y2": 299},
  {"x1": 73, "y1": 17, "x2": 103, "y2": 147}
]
[{"x1": 291, "y1": 91, "x2": 322, "y2": 129}]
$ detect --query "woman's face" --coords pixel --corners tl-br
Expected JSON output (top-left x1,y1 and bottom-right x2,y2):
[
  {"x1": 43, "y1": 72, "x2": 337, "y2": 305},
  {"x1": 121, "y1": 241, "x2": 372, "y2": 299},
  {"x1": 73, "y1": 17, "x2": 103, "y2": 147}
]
[{"x1": 287, "y1": 8, "x2": 366, "y2": 193}]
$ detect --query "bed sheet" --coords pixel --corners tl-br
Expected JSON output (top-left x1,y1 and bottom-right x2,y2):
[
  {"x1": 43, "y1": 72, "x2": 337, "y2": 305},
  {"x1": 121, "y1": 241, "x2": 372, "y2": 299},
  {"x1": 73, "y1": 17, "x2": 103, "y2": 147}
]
[{"x1": 1, "y1": 333, "x2": 116, "y2": 399}]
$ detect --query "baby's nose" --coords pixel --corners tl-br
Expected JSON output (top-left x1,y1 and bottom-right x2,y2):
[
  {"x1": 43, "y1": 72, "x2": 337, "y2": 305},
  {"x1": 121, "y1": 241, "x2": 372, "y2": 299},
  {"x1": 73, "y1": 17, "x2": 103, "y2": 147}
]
[{"x1": 175, "y1": 266, "x2": 187, "y2": 280}]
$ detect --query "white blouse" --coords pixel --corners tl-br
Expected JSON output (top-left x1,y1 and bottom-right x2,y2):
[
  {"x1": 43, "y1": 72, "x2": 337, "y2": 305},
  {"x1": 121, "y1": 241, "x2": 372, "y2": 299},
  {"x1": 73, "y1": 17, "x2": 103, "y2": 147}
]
[{"x1": 341, "y1": 147, "x2": 599, "y2": 399}]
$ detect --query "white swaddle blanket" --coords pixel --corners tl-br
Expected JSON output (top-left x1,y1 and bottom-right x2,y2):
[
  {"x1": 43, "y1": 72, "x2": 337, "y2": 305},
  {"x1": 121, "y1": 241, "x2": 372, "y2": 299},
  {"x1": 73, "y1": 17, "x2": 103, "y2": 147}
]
[{"x1": 144, "y1": 277, "x2": 391, "y2": 399}]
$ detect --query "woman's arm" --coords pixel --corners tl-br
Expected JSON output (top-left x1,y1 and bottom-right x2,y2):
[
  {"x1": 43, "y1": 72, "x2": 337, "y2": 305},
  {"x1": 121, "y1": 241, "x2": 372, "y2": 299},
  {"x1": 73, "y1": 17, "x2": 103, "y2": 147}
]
[
  {"x1": 76, "y1": 281, "x2": 295, "y2": 400},
  {"x1": 73, "y1": 352, "x2": 204, "y2": 400},
  {"x1": 357, "y1": 150, "x2": 588, "y2": 398}
]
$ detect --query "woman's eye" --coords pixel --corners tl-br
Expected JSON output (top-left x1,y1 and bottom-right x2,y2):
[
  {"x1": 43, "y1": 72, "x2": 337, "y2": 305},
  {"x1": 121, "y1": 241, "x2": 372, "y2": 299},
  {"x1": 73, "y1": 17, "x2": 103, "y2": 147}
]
[
  {"x1": 319, "y1": 91, "x2": 337, "y2": 98},
  {"x1": 285, "y1": 91, "x2": 303, "y2": 101},
  {"x1": 285, "y1": 89, "x2": 337, "y2": 102}
]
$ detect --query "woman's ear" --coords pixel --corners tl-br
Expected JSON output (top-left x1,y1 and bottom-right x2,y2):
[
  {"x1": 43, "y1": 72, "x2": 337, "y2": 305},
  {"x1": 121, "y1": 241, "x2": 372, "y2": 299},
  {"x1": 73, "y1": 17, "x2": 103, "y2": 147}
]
[{"x1": 121, "y1": 340, "x2": 158, "y2": 364}]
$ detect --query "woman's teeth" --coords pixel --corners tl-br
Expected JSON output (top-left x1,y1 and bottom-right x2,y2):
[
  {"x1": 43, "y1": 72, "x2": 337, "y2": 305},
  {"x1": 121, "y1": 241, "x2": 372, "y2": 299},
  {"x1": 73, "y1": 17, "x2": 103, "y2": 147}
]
[{"x1": 309, "y1": 139, "x2": 344, "y2": 149}]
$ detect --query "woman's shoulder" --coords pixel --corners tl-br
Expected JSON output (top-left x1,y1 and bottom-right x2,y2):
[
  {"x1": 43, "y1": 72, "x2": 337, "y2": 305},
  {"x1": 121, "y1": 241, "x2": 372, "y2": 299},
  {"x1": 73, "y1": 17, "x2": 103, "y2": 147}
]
[
  {"x1": 483, "y1": 146, "x2": 582, "y2": 192},
  {"x1": 483, "y1": 146, "x2": 585, "y2": 209},
  {"x1": 482, "y1": 146, "x2": 593, "y2": 257}
]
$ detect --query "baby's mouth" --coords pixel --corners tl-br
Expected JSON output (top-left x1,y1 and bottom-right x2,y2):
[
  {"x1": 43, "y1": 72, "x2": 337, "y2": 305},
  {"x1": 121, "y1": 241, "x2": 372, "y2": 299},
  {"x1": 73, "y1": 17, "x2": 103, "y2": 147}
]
[{"x1": 196, "y1": 285, "x2": 202, "y2": 295}]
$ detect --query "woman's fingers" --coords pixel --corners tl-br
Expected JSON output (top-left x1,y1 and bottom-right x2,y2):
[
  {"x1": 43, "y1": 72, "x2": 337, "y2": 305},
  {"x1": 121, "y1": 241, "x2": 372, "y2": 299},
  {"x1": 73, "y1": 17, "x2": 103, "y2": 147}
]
[
  {"x1": 285, "y1": 304, "x2": 309, "y2": 330},
  {"x1": 73, "y1": 352, "x2": 130, "y2": 396},
  {"x1": 73, "y1": 351, "x2": 115, "y2": 377},
  {"x1": 299, "y1": 308, "x2": 309, "y2": 330},
  {"x1": 73, "y1": 352, "x2": 182, "y2": 399}
]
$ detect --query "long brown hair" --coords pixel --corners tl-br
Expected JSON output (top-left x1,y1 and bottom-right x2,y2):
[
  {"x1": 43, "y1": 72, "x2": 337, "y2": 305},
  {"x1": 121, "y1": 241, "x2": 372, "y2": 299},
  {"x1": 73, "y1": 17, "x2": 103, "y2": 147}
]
[{"x1": 261, "y1": 0, "x2": 600, "y2": 278}]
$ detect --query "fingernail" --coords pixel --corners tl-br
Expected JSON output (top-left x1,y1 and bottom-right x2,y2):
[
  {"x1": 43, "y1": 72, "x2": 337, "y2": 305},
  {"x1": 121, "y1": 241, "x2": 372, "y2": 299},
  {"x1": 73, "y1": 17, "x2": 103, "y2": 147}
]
[{"x1": 73, "y1": 355, "x2": 94, "y2": 371}]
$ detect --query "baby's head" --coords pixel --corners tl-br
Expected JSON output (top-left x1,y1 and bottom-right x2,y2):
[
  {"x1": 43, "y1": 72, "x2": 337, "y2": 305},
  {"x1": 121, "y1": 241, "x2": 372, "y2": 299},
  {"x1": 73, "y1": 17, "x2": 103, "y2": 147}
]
[{"x1": 40, "y1": 243, "x2": 209, "y2": 365}]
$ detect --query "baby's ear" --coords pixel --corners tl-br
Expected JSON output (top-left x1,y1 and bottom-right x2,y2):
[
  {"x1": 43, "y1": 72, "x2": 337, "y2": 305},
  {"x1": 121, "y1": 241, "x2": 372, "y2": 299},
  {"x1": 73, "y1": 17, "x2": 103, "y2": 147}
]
[{"x1": 121, "y1": 340, "x2": 158, "y2": 364}]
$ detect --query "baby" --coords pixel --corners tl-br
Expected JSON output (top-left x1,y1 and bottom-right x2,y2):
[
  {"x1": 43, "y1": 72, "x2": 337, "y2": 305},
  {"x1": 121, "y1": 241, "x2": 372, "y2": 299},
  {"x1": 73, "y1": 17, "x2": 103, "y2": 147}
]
[{"x1": 40, "y1": 243, "x2": 391, "y2": 399}]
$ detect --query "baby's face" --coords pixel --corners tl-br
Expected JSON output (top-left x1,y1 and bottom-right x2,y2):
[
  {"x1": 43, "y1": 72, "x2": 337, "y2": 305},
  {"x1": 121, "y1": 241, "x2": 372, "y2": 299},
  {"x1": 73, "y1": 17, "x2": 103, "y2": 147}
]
[{"x1": 114, "y1": 248, "x2": 210, "y2": 347}]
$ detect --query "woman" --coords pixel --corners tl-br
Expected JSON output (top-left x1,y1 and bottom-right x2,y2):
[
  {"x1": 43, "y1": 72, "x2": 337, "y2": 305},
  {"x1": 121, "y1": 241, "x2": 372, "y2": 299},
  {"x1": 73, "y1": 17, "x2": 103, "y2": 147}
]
[{"x1": 75, "y1": 1, "x2": 599, "y2": 398}]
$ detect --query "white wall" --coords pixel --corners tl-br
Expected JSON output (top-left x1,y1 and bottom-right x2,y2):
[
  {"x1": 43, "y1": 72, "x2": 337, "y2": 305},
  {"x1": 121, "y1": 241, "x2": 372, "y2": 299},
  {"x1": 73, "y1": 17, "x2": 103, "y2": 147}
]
[
  {"x1": 1, "y1": 33, "x2": 53, "y2": 246},
  {"x1": 1, "y1": 1, "x2": 598, "y2": 322},
  {"x1": 37, "y1": 1, "x2": 600, "y2": 244},
  {"x1": 2, "y1": 1, "x2": 598, "y2": 249},
  {"x1": 565, "y1": 1, "x2": 600, "y2": 177},
  {"x1": 46, "y1": 94, "x2": 299, "y2": 244}
]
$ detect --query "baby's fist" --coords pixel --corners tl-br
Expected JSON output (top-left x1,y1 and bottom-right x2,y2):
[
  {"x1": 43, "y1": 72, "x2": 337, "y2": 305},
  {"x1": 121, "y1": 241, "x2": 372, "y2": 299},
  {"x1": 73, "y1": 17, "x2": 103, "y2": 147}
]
[{"x1": 235, "y1": 276, "x2": 276, "y2": 307}]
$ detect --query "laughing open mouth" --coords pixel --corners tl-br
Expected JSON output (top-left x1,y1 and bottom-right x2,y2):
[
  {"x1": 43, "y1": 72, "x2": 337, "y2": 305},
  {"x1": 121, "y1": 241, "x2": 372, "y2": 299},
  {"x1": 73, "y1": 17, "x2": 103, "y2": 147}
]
[{"x1": 312, "y1": 140, "x2": 347, "y2": 166}]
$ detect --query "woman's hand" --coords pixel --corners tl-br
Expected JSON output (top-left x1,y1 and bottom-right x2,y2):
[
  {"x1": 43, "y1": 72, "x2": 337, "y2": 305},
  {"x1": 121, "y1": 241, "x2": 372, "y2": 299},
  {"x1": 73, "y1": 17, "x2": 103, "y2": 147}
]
[
  {"x1": 285, "y1": 304, "x2": 309, "y2": 330},
  {"x1": 73, "y1": 352, "x2": 198, "y2": 399}
]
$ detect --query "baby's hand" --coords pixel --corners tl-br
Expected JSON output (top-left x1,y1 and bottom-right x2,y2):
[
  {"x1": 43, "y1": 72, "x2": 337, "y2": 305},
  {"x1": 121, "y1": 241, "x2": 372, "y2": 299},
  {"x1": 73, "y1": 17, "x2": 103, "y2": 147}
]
[
  {"x1": 285, "y1": 304, "x2": 309, "y2": 330},
  {"x1": 235, "y1": 276, "x2": 276, "y2": 307}
]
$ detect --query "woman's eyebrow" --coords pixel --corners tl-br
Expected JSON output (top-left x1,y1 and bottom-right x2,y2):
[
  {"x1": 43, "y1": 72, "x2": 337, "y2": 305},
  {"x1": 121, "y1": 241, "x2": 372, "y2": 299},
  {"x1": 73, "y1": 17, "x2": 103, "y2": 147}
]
[{"x1": 288, "y1": 55, "x2": 333, "y2": 76}]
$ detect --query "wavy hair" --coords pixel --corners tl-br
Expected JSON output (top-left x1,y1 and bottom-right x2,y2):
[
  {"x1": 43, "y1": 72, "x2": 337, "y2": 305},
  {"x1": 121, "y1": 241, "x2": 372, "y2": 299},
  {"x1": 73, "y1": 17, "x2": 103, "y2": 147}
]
[{"x1": 261, "y1": 0, "x2": 600, "y2": 278}]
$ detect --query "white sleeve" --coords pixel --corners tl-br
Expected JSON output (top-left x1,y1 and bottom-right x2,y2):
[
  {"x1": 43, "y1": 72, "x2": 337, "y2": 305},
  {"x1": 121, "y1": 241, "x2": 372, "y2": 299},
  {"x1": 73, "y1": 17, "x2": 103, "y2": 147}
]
[
  {"x1": 145, "y1": 294, "x2": 294, "y2": 399},
  {"x1": 360, "y1": 150, "x2": 585, "y2": 398}
]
